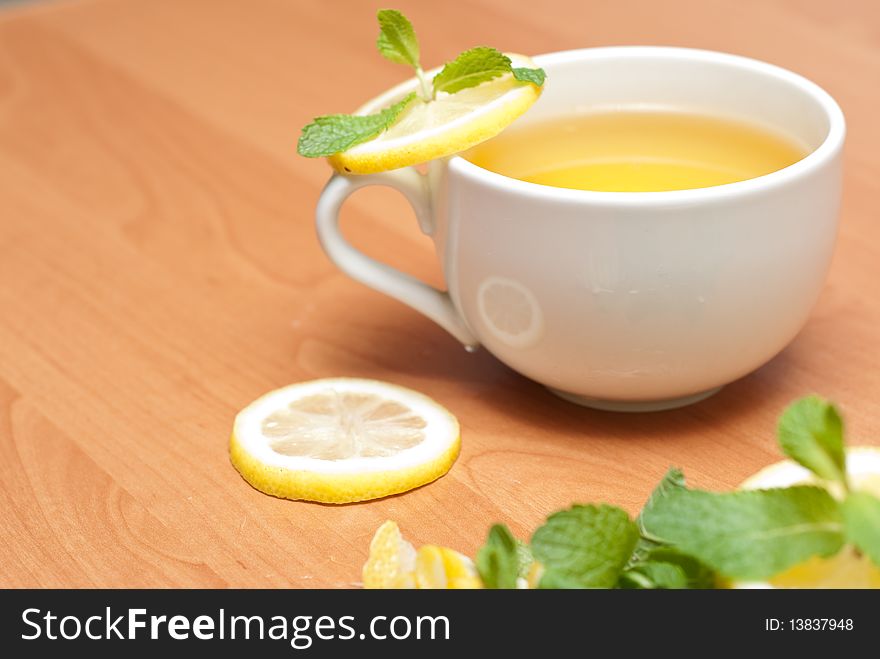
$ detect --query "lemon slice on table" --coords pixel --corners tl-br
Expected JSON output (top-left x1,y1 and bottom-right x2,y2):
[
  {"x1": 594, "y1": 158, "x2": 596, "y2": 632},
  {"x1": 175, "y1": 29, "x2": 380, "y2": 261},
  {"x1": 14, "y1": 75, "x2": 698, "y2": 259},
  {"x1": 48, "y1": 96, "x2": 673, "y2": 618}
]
[
  {"x1": 230, "y1": 378, "x2": 460, "y2": 504},
  {"x1": 363, "y1": 521, "x2": 482, "y2": 589},
  {"x1": 736, "y1": 447, "x2": 880, "y2": 589},
  {"x1": 328, "y1": 54, "x2": 542, "y2": 174}
]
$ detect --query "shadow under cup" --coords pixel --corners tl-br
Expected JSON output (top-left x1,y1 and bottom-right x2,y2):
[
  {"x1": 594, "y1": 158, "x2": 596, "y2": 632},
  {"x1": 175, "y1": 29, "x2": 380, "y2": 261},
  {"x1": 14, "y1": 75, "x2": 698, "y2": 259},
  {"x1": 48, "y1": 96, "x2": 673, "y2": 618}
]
[{"x1": 316, "y1": 47, "x2": 845, "y2": 412}]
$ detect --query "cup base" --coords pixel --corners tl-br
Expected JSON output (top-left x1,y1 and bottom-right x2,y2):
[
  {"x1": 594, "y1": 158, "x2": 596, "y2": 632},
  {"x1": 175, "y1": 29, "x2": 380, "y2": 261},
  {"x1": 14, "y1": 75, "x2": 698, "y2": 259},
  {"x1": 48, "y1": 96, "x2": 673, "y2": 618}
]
[{"x1": 546, "y1": 386, "x2": 723, "y2": 412}]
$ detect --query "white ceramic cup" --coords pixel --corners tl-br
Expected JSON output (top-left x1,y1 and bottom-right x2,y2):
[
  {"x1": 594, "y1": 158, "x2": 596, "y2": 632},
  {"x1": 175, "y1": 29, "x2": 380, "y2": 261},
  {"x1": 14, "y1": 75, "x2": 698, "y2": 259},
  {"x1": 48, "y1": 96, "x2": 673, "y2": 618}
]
[{"x1": 316, "y1": 47, "x2": 845, "y2": 411}]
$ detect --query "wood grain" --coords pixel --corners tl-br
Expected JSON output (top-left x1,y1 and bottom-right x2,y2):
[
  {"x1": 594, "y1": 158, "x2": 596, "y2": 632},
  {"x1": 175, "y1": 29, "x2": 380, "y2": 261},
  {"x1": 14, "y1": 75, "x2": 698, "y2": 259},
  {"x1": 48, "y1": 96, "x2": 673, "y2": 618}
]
[{"x1": 0, "y1": 0, "x2": 877, "y2": 588}]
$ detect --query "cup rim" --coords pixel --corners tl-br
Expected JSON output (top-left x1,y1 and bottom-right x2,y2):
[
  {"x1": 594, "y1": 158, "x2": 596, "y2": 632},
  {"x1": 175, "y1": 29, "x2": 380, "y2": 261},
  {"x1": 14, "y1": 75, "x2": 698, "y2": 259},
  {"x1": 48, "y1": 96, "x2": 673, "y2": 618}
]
[{"x1": 449, "y1": 46, "x2": 845, "y2": 205}]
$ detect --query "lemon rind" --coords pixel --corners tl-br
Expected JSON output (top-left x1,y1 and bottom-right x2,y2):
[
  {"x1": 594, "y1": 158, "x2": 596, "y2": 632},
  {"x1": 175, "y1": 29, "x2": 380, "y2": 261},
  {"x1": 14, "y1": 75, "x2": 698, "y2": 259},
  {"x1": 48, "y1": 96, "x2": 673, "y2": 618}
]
[{"x1": 230, "y1": 430, "x2": 460, "y2": 504}]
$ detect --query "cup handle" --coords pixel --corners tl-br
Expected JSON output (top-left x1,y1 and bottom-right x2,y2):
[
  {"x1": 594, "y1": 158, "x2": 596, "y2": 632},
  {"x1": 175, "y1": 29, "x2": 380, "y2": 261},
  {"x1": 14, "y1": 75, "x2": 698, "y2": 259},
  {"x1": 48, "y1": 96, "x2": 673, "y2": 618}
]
[{"x1": 315, "y1": 169, "x2": 479, "y2": 348}]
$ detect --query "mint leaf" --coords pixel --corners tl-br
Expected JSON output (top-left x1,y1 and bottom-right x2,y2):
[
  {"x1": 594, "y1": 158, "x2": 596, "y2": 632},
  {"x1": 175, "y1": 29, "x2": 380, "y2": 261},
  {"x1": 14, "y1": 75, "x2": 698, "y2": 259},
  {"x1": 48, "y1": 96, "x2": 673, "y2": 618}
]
[
  {"x1": 627, "y1": 470, "x2": 719, "y2": 588},
  {"x1": 841, "y1": 491, "x2": 880, "y2": 566},
  {"x1": 531, "y1": 504, "x2": 638, "y2": 588},
  {"x1": 376, "y1": 9, "x2": 420, "y2": 68},
  {"x1": 778, "y1": 396, "x2": 847, "y2": 486},
  {"x1": 512, "y1": 67, "x2": 546, "y2": 86},
  {"x1": 639, "y1": 467, "x2": 686, "y2": 533},
  {"x1": 643, "y1": 547, "x2": 717, "y2": 588},
  {"x1": 476, "y1": 524, "x2": 521, "y2": 589},
  {"x1": 619, "y1": 561, "x2": 688, "y2": 589},
  {"x1": 297, "y1": 93, "x2": 415, "y2": 158},
  {"x1": 641, "y1": 486, "x2": 844, "y2": 580},
  {"x1": 630, "y1": 467, "x2": 687, "y2": 565},
  {"x1": 432, "y1": 47, "x2": 512, "y2": 95}
]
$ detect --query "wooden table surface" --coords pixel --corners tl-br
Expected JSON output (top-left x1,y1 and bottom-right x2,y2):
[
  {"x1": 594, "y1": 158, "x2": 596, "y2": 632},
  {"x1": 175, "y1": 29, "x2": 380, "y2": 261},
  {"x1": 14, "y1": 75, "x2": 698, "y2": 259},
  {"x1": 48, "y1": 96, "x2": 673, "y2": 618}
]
[{"x1": 1, "y1": 0, "x2": 878, "y2": 588}]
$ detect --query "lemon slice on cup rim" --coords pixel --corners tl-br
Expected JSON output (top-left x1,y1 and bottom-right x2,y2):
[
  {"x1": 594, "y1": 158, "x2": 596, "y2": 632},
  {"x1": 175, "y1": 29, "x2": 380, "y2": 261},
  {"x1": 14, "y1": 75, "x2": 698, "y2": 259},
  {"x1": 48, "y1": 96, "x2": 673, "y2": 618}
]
[
  {"x1": 230, "y1": 378, "x2": 460, "y2": 504},
  {"x1": 327, "y1": 54, "x2": 543, "y2": 175},
  {"x1": 735, "y1": 446, "x2": 880, "y2": 589}
]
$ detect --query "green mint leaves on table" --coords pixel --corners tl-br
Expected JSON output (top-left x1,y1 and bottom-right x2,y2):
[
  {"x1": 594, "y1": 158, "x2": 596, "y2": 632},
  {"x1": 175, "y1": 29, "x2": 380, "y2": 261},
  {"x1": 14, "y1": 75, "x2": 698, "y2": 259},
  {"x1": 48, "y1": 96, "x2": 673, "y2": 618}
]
[
  {"x1": 476, "y1": 524, "x2": 524, "y2": 589},
  {"x1": 638, "y1": 396, "x2": 879, "y2": 582},
  {"x1": 473, "y1": 395, "x2": 880, "y2": 588},
  {"x1": 297, "y1": 9, "x2": 545, "y2": 158},
  {"x1": 778, "y1": 395, "x2": 848, "y2": 488},
  {"x1": 625, "y1": 547, "x2": 717, "y2": 589},
  {"x1": 640, "y1": 486, "x2": 845, "y2": 580},
  {"x1": 631, "y1": 467, "x2": 686, "y2": 563},
  {"x1": 621, "y1": 466, "x2": 718, "y2": 588},
  {"x1": 531, "y1": 504, "x2": 639, "y2": 588}
]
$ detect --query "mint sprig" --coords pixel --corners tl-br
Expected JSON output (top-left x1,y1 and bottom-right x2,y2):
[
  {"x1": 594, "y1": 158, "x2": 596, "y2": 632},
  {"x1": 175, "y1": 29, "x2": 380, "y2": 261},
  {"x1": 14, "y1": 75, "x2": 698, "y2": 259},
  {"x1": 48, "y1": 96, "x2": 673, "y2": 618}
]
[
  {"x1": 633, "y1": 396, "x2": 880, "y2": 580},
  {"x1": 640, "y1": 486, "x2": 845, "y2": 580},
  {"x1": 297, "y1": 93, "x2": 416, "y2": 158},
  {"x1": 297, "y1": 9, "x2": 546, "y2": 159},
  {"x1": 376, "y1": 9, "x2": 431, "y2": 101},
  {"x1": 475, "y1": 395, "x2": 878, "y2": 588}
]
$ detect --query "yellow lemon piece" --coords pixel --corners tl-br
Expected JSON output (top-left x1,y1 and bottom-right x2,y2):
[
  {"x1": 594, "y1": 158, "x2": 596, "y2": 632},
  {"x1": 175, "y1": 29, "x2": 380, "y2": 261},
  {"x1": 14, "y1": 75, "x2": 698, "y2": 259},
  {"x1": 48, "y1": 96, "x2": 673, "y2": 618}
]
[
  {"x1": 328, "y1": 54, "x2": 542, "y2": 174},
  {"x1": 362, "y1": 523, "x2": 482, "y2": 589},
  {"x1": 415, "y1": 546, "x2": 483, "y2": 589},
  {"x1": 767, "y1": 548, "x2": 880, "y2": 589},
  {"x1": 363, "y1": 521, "x2": 417, "y2": 589},
  {"x1": 230, "y1": 378, "x2": 460, "y2": 504},
  {"x1": 736, "y1": 446, "x2": 880, "y2": 589}
]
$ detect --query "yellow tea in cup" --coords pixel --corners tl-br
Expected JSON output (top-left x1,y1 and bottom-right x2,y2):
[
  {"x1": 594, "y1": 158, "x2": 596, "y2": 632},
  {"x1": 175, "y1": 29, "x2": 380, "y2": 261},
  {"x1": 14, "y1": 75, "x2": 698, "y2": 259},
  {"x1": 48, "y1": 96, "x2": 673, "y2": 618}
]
[{"x1": 464, "y1": 109, "x2": 808, "y2": 192}]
